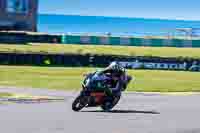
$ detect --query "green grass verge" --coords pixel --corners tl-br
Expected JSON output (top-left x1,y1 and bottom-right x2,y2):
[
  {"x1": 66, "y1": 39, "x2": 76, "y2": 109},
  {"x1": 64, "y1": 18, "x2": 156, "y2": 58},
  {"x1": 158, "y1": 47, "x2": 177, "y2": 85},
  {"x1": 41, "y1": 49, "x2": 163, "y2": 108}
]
[
  {"x1": 0, "y1": 65, "x2": 200, "y2": 92},
  {"x1": 0, "y1": 43, "x2": 200, "y2": 58},
  {"x1": 0, "y1": 92, "x2": 14, "y2": 97}
]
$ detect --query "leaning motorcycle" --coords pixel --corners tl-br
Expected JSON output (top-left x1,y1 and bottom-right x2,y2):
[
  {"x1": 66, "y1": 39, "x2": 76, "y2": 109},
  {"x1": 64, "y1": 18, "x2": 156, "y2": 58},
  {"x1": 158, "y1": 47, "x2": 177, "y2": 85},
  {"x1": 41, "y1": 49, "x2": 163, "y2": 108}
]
[{"x1": 72, "y1": 72, "x2": 131, "y2": 112}]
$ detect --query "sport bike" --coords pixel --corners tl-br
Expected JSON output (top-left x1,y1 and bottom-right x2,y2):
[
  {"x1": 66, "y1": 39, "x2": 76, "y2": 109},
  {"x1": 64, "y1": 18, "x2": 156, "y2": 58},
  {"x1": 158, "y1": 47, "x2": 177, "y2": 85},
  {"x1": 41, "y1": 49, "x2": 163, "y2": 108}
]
[{"x1": 72, "y1": 72, "x2": 131, "y2": 112}]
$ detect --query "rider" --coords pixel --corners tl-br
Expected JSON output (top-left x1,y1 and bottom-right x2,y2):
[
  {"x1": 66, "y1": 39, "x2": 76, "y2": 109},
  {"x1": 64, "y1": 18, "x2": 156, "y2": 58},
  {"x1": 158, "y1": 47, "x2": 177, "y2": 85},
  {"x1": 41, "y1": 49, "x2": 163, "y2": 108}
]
[{"x1": 95, "y1": 61, "x2": 132, "y2": 96}]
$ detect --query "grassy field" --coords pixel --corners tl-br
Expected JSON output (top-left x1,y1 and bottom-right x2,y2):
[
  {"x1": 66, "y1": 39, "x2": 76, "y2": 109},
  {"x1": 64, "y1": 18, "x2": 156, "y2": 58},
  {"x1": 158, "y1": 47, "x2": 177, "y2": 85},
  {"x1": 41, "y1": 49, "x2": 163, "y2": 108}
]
[
  {"x1": 0, "y1": 65, "x2": 200, "y2": 92},
  {"x1": 0, "y1": 43, "x2": 200, "y2": 58},
  {"x1": 0, "y1": 92, "x2": 13, "y2": 97}
]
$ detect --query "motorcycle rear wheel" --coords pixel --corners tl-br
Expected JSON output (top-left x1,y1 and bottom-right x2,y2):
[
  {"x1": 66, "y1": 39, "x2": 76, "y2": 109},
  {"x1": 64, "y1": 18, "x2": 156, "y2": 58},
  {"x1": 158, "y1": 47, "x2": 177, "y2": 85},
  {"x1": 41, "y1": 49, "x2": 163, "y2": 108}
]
[{"x1": 101, "y1": 96, "x2": 120, "y2": 111}]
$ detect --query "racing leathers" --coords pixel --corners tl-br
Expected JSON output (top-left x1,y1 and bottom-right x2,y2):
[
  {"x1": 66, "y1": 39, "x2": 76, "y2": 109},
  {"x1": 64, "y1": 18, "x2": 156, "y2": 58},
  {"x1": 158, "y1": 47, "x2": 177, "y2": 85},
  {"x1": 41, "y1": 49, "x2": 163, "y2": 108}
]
[{"x1": 93, "y1": 68, "x2": 132, "y2": 96}]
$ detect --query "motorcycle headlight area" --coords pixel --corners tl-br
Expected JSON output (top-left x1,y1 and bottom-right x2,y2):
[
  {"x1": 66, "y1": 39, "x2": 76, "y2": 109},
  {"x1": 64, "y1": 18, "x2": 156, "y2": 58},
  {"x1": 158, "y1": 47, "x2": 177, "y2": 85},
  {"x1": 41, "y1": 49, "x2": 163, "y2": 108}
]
[{"x1": 85, "y1": 79, "x2": 90, "y2": 86}]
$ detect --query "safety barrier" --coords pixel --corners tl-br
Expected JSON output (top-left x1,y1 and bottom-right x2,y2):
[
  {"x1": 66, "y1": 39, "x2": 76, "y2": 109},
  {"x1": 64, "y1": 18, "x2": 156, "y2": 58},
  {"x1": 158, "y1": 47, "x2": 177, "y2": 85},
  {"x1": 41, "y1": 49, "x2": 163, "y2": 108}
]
[
  {"x1": 1, "y1": 31, "x2": 200, "y2": 47},
  {"x1": 61, "y1": 35, "x2": 200, "y2": 47},
  {"x1": 0, "y1": 32, "x2": 60, "y2": 44},
  {"x1": 0, "y1": 52, "x2": 199, "y2": 71}
]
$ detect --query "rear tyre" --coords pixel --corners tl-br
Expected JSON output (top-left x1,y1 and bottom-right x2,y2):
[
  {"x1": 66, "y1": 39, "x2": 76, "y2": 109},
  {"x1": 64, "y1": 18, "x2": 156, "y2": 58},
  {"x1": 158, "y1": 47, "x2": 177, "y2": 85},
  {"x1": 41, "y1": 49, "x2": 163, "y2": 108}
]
[
  {"x1": 101, "y1": 96, "x2": 120, "y2": 111},
  {"x1": 72, "y1": 96, "x2": 86, "y2": 112}
]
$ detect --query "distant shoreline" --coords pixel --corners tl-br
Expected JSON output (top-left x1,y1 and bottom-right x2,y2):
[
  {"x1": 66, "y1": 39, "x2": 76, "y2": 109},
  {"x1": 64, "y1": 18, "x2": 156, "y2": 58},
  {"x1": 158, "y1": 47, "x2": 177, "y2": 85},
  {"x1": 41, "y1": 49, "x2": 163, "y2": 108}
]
[{"x1": 39, "y1": 13, "x2": 200, "y2": 22}]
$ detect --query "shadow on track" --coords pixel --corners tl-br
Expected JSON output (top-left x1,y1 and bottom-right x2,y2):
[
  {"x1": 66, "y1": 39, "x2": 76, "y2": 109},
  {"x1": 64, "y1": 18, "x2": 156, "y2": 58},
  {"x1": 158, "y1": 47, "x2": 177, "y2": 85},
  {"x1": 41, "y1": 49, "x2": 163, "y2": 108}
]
[{"x1": 81, "y1": 109, "x2": 160, "y2": 114}]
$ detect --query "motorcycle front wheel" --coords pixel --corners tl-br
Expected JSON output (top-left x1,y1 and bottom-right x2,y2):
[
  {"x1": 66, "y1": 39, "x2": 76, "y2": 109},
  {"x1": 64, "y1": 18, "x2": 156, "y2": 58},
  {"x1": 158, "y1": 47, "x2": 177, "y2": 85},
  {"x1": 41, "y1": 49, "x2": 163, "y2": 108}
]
[{"x1": 72, "y1": 95, "x2": 87, "y2": 112}]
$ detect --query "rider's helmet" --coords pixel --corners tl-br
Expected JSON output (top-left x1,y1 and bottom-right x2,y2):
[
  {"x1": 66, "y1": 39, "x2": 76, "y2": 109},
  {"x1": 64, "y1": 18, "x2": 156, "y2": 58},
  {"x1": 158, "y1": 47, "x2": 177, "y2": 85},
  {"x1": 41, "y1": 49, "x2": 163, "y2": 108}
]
[{"x1": 106, "y1": 61, "x2": 126, "y2": 73}]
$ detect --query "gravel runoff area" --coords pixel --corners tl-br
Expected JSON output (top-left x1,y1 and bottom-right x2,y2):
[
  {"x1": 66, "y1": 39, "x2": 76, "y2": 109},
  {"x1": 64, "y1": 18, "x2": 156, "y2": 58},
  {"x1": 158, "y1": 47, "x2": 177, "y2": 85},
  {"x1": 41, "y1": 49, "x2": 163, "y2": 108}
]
[{"x1": 0, "y1": 86, "x2": 200, "y2": 133}]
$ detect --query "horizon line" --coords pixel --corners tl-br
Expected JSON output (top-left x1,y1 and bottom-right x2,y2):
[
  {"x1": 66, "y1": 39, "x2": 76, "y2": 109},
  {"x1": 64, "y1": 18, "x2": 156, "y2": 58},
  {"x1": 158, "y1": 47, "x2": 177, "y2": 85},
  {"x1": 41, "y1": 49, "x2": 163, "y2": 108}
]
[{"x1": 39, "y1": 13, "x2": 200, "y2": 22}]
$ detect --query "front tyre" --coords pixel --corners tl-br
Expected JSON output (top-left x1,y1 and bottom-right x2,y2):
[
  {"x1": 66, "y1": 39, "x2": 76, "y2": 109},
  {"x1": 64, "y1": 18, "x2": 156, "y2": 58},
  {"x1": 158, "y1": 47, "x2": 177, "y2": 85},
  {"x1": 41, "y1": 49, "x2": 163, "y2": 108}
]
[{"x1": 72, "y1": 96, "x2": 86, "y2": 112}]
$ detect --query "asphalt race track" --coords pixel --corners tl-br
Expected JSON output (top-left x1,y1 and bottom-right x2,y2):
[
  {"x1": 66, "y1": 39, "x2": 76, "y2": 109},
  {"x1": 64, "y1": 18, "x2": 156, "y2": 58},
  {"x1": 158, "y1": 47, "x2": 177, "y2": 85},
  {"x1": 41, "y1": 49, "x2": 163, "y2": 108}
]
[{"x1": 0, "y1": 87, "x2": 200, "y2": 133}]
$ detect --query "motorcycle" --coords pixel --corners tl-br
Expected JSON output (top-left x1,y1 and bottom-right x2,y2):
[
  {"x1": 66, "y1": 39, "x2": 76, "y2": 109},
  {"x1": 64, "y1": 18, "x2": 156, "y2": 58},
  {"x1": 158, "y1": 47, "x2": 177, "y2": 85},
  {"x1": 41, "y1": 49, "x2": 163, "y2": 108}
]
[{"x1": 72, "y1": 72, "x2": 132, "y2": 112}]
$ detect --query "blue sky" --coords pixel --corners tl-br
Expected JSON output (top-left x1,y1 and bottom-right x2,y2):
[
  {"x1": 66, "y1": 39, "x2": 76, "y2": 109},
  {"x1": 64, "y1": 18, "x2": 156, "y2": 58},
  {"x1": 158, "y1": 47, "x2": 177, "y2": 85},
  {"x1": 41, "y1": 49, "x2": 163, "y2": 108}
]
[{"x1": 39, "y1": 0, "x2": 200, "y2": 20}]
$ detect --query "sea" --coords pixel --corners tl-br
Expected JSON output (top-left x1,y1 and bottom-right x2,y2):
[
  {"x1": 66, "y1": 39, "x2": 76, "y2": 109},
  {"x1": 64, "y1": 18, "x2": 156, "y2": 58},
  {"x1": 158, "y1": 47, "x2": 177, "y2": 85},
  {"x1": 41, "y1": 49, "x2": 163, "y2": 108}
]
[{"x1": 38, "y1": 14, "x2": 200, "y2": 37}]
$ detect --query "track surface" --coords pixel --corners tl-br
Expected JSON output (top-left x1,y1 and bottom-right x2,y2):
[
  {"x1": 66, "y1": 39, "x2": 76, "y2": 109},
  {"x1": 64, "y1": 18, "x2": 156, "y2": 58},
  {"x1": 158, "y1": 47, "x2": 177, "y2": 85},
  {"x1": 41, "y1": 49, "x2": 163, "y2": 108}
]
[{"x1": 0, "y1": 87, "x2": 200, "y2": 133}]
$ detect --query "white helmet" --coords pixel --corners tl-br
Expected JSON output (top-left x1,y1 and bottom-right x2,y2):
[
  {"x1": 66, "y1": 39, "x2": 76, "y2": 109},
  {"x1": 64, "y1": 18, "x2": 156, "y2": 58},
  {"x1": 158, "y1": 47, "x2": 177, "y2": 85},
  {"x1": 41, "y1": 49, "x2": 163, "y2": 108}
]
[{"x1": 107, "y1": 61, "x2": 125, "y2": 73}]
